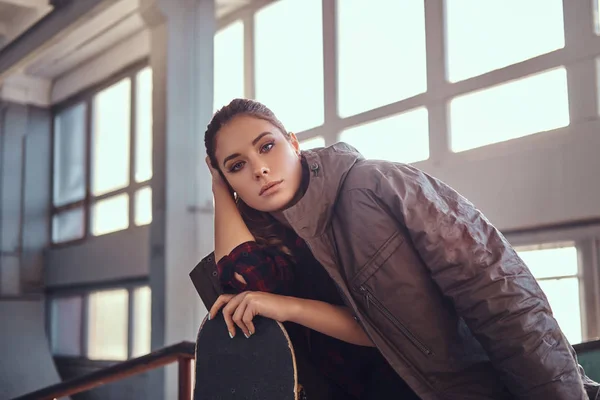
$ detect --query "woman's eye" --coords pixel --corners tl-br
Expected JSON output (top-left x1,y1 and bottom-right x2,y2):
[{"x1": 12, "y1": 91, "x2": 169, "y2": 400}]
[
  {"x1": 230, "y1": 161, "x2": 244, "y2": 172},
  {"x1": 260, "y1": 142, "x2": 274, "y2": 153}
]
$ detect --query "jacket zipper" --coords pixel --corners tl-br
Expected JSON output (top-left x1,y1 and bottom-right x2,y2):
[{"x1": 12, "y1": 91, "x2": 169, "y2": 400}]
[{"x1": 359, "y1": 286, "x2": 433, "y2": 357}]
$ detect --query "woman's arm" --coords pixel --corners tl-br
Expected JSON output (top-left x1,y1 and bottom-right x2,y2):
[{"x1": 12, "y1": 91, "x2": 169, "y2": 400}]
[
  {"x1": 209, "y1": 291, "x2": 374, "y2": 347},
  {"x1": 371, "y1": 163, "x2": 586, "y2": 399},
  {"x1": 213, "y1": 187, "x2": 254, "y2": 263},
  {"x1": 206, "y1": 157, "x2": 254, "y2": 263},
  {"x1": 288, "y1": 297, "x2": 374, "y2": 347}
]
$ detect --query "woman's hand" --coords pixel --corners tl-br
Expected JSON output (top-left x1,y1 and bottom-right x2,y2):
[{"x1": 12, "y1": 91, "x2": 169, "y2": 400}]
[
  {"x1": 205, "y1": 156, "x2": 230, "y2": 195},
  {"x1": 209, "y1": 292, "x2": 299, "y2": 338}
]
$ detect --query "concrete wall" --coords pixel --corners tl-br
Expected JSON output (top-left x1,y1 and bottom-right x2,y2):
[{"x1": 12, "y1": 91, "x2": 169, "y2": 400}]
[
  {"x1": 45, "y1": 225, "x2": 150, "y2": 287},
  {"x1": 0, "y1": 299, "x2": 62, "y2": 399},
  {"x1": 414, "y1": 119, "x2": 600, "y2": 232}
]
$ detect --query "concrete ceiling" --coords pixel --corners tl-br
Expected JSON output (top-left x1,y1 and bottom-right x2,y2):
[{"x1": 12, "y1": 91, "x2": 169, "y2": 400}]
[
  {"x1": 0, "y1": 0, "x2": 53, "y2": 49},
  {"x1": 0, "y1": 0, "x2": 252, "y2": 81},
  {"x1": 0, "y1": 0, "x2": 253, "y2": 106}
]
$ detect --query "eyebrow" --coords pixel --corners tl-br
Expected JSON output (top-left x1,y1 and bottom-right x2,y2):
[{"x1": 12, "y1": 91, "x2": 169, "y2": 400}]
[{"x1": 222, "y1": 132, "x2": 273, "y2": 168}]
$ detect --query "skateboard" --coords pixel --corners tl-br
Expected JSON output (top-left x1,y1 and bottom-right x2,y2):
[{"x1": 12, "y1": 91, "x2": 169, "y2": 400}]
[{"x1": 193, "y1": 312, "x2": 305, "y2": 399}]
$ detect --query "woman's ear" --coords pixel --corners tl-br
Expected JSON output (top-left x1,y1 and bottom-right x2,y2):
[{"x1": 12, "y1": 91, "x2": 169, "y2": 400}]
[{"x1": 288, "y1": 132, "x2": 301, "y2": 156}]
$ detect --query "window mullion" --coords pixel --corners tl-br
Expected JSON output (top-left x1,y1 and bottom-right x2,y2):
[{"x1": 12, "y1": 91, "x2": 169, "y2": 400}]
[
  {"x1": 84, "y1": 97, "x2": 93, "y2": 239},
  {"x1": 578, "y1": 238, "x2": 600, "y2": 341},
  {"x1": 128, "y1": 287, "x2": 135, "y2": 359},
  {"x1": 130, "y1": 72, "x2": 137, "y2": 229}
]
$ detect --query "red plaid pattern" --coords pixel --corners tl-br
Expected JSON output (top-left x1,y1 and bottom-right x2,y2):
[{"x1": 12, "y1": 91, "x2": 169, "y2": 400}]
[
  {"x1": 217, "y1": 234, "x2": 394, "y2": 399},
  {"x1": 217, "y1": 241, "x2": 294, "y2": 294}
]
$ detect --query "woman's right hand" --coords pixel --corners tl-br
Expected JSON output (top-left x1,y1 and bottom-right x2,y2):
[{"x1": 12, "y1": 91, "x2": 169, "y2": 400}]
[{"x1": 205, "y1": 156, "x2": 230, "y2": 196}]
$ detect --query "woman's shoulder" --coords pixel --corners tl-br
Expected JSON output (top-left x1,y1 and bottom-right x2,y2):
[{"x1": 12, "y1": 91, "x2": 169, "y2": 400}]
[{"x1": 342, "y1": 158, "x2": 413, "y2": 192}]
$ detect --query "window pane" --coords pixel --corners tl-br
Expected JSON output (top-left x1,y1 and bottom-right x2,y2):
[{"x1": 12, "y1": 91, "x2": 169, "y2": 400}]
[
  {"x1": 538, "y1": 278, "x2": 582, "y2": 344},
  {"x1": 87, "y1": 289, "x2": 129, "y2": 360},
  {"x1": 53, "y1": 103, "x2": 86, "y2": 207},
  {"x1": 132, "y1": 286, "x2": 151, "y2": 357},
  {"x1": 51, "y1": 296, "x2": 82, "y2": 356},
  {"x1": 339, "y1": 107, "x2": 429, "y2": 164},
  {"x1": 92, "y1": 78, "x2": 131, "y2": 196},
  {"x1": 255, "y1": 0, "x2": 324, "y2": 132},
  {"x1": 91, "y1": 193, "x2": 129, "y2": 236},
  {"x1": 214, "y1": 21, "x2": 244, "y2": 111},
  {"x1": 446, "y1": 0, "x2": 565, "y2": 82},
  {"x1": 300, "y1": 136, "x2": 326, "y2": 150},
  {"x1": 52, "y1": 207, "x2": 84, "y2": 243},
  {"x1": 450, "y1": 67, "x2": 569, "y2": 152},
  {"x1": 337, "y1": 0, "x2": 426, "y2": 117},
  {"x1": 517, "y1": 245, "x2": 578, "y2": 280},
  {"x1": 136, "y1": 68, "x2": 153, "y2": 183},
  {"x1": 135, "y1": 187, "x2": 152, "y2": 226}
]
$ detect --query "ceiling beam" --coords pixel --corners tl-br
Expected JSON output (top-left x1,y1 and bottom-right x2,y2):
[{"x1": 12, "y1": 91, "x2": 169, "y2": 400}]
[
  {"x1": 0, "y1": 0, "x2": 50, "y2": 9},
  {"x1": 0, "y1": 0, "x2": 120, "y2": 80}
]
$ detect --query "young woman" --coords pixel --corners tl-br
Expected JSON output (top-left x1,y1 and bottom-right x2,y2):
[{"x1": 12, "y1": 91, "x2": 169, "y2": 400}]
[{"x1": 191, "y1": 98, "x2": 599, "y2": 400}]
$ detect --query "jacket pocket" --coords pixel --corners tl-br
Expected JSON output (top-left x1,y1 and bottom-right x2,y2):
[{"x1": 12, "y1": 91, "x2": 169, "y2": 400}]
[
  {"x1": 359, "y1": 284, "x2": 433, "y2": 357},
  {"x1": 351, "y1": 232, "x2": 433, "y2": 357},
  {"x1": 351, "y1": 231, "x2": 405, "y2": 286}
]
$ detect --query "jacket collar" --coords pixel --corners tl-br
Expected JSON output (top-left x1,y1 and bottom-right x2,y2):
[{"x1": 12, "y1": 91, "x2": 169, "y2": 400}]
[{"x1": 280, "y1": 142, "x2": 363, "y2": 239}]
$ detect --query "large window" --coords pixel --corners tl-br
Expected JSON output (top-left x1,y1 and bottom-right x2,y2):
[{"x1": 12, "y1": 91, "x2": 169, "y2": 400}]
[
  {"x1": 449, "y1": 67, "x2": 570, "y2": 152},
  {"x1": 336, "y1": 0, "x2": 426, "y2": 117},
  {"x1": 339, "y1": 107, "x2": 429, "y2": 163},
  {"x1": 49, "y1": 284, "x2": 151, "y2": 361},
  {"x1": 516, "y1": 243, "x2": 582, "y2": 344},
  {"x1": 445, "y1": 0, "x2": 565, "y2": 82},
  {"x1": 214, "y1": 20, "x2": 245, "y2": 112},
  {"x1": 51, "y1": 65, "x2": 153, "y2": 244},
  {"x1": 254, "y1": 0, "x2": 324, "y2": 133}
]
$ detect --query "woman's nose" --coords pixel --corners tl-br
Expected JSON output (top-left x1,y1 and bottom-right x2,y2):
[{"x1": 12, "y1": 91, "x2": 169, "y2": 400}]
[{"x1": 254, "y1": 166, "x2": 269, "y2": 178}]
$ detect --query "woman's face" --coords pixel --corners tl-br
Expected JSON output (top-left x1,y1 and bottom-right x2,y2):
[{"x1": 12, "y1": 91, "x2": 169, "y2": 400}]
[{"x1": 214, "y1": 115, "x2": 302, "y2": 212}]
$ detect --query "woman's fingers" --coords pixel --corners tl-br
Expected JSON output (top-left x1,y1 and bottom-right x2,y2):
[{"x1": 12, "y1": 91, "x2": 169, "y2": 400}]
[
  {"x1": 221, "y1": 293, "x2": 248, "y2": 338},
  {"x1": 231, "y1": 300, "x2": 251, "y2": 337},
  {"x1": 209, "y1": 294, "x2": 234, "y2": 320},
  {"x1": 242, "y1": 301, "x2": 256, "y2": 337}
]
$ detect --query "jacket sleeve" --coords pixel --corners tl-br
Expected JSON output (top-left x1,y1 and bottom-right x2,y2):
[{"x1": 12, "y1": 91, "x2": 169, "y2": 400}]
[
  {"x1": 374, "y1": 163, "x2": 587, "y2": 400},
  {"x1": 217, "y1": 241, "x2": 294, "y2": 295}
]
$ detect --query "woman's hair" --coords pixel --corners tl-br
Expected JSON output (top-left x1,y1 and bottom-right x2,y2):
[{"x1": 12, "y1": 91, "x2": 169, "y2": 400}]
[{"x1": 205, "y1": 98, "x2": 294, "y2": 257}]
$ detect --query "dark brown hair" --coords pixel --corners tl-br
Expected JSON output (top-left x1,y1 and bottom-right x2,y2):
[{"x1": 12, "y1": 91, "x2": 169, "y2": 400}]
[{"x1": 205, "y1": 98, "x2": 294, "y2": 257}]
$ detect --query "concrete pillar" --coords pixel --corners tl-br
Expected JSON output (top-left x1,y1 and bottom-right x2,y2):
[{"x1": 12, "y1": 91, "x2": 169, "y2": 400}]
[
  {"x1": 139, "y1": 0, "x2": 215, "y2": 398},
  {"x1": 0, "y1": 98, "x2": 51, "y2": 297},
  {"x1": 0, "y1": 80, "x2": 51, "y2": 297}
]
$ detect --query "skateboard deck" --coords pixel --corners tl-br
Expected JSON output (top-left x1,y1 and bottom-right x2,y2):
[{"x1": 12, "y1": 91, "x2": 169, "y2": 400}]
[{"x1": 194, "y1": 312, "x2": 303, "y2": 400}]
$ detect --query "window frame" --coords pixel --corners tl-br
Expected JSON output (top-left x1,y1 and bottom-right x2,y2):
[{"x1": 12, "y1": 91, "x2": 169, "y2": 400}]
[
  {"x1": 46, "y1": 280, "x2": 151, "y2": 362},
  {"x1": 50, "y1": 59, "x2": 151, "y2": 247},
  {"x1": 505, "y1": 222, "x2": 600, "y2": 343}
]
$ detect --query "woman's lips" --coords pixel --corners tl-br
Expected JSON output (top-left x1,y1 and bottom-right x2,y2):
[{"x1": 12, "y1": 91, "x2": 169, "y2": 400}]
[{"x1": 259, "y1": 180, "x2": 283, "y2": 196}]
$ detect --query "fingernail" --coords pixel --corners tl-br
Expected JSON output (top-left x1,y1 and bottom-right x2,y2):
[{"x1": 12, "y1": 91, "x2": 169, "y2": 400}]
[
  {"x1": 208, "y1": 314, "x2": 211, "y2": 321},
  {"x1": 244, "y1": 333, "x2": 249, "y2": 339},
  {"x1": 229, "y1": 331, "x2": 233, "y2": 339}
]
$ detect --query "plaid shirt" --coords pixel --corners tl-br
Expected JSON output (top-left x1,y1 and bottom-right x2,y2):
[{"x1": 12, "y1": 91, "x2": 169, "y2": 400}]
[{"x1": 217, "y1": 233, "x2": 390, "y2": 399}]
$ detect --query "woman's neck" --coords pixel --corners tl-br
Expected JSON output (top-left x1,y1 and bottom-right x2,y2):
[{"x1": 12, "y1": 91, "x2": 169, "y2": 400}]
[{"x1": 271, "y1": 156, "x2": 309, "y2": 227}]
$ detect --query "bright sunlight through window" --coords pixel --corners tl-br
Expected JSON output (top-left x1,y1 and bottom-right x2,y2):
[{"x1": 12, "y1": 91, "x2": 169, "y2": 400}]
[
  {"x1": 254, "y1": 0, "x2": 324, "y2": 132},
  {"x1": 445, "y1": 0, "x2": 565, "y2": 82},
  {"x1": 449, "y1": 67, "x2": 569, "y2": 152},
  {"x1": 214, "y1": 21, "x2": 244, "y2": 112},
  {"x1": 337, "y1": 0, "x2": 426, "y2": 117},
  {"x1": 340, "y1": 107, "x2": 429, "y2": 164},
  {"x1": 517, "y1": 243, "x2": 582, "y2": 344},
  {"x1": 87, "y1": 289, "x2": 129, "y2": 361},
  {"x1": 92, "y1": 79, "x2": 131, "y2": 196}
]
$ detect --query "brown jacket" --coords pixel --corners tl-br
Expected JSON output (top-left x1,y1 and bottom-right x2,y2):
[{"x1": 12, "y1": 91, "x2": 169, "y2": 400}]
[{"x1": 190, "y1": 143, "x2": 599, "y2": 400}]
